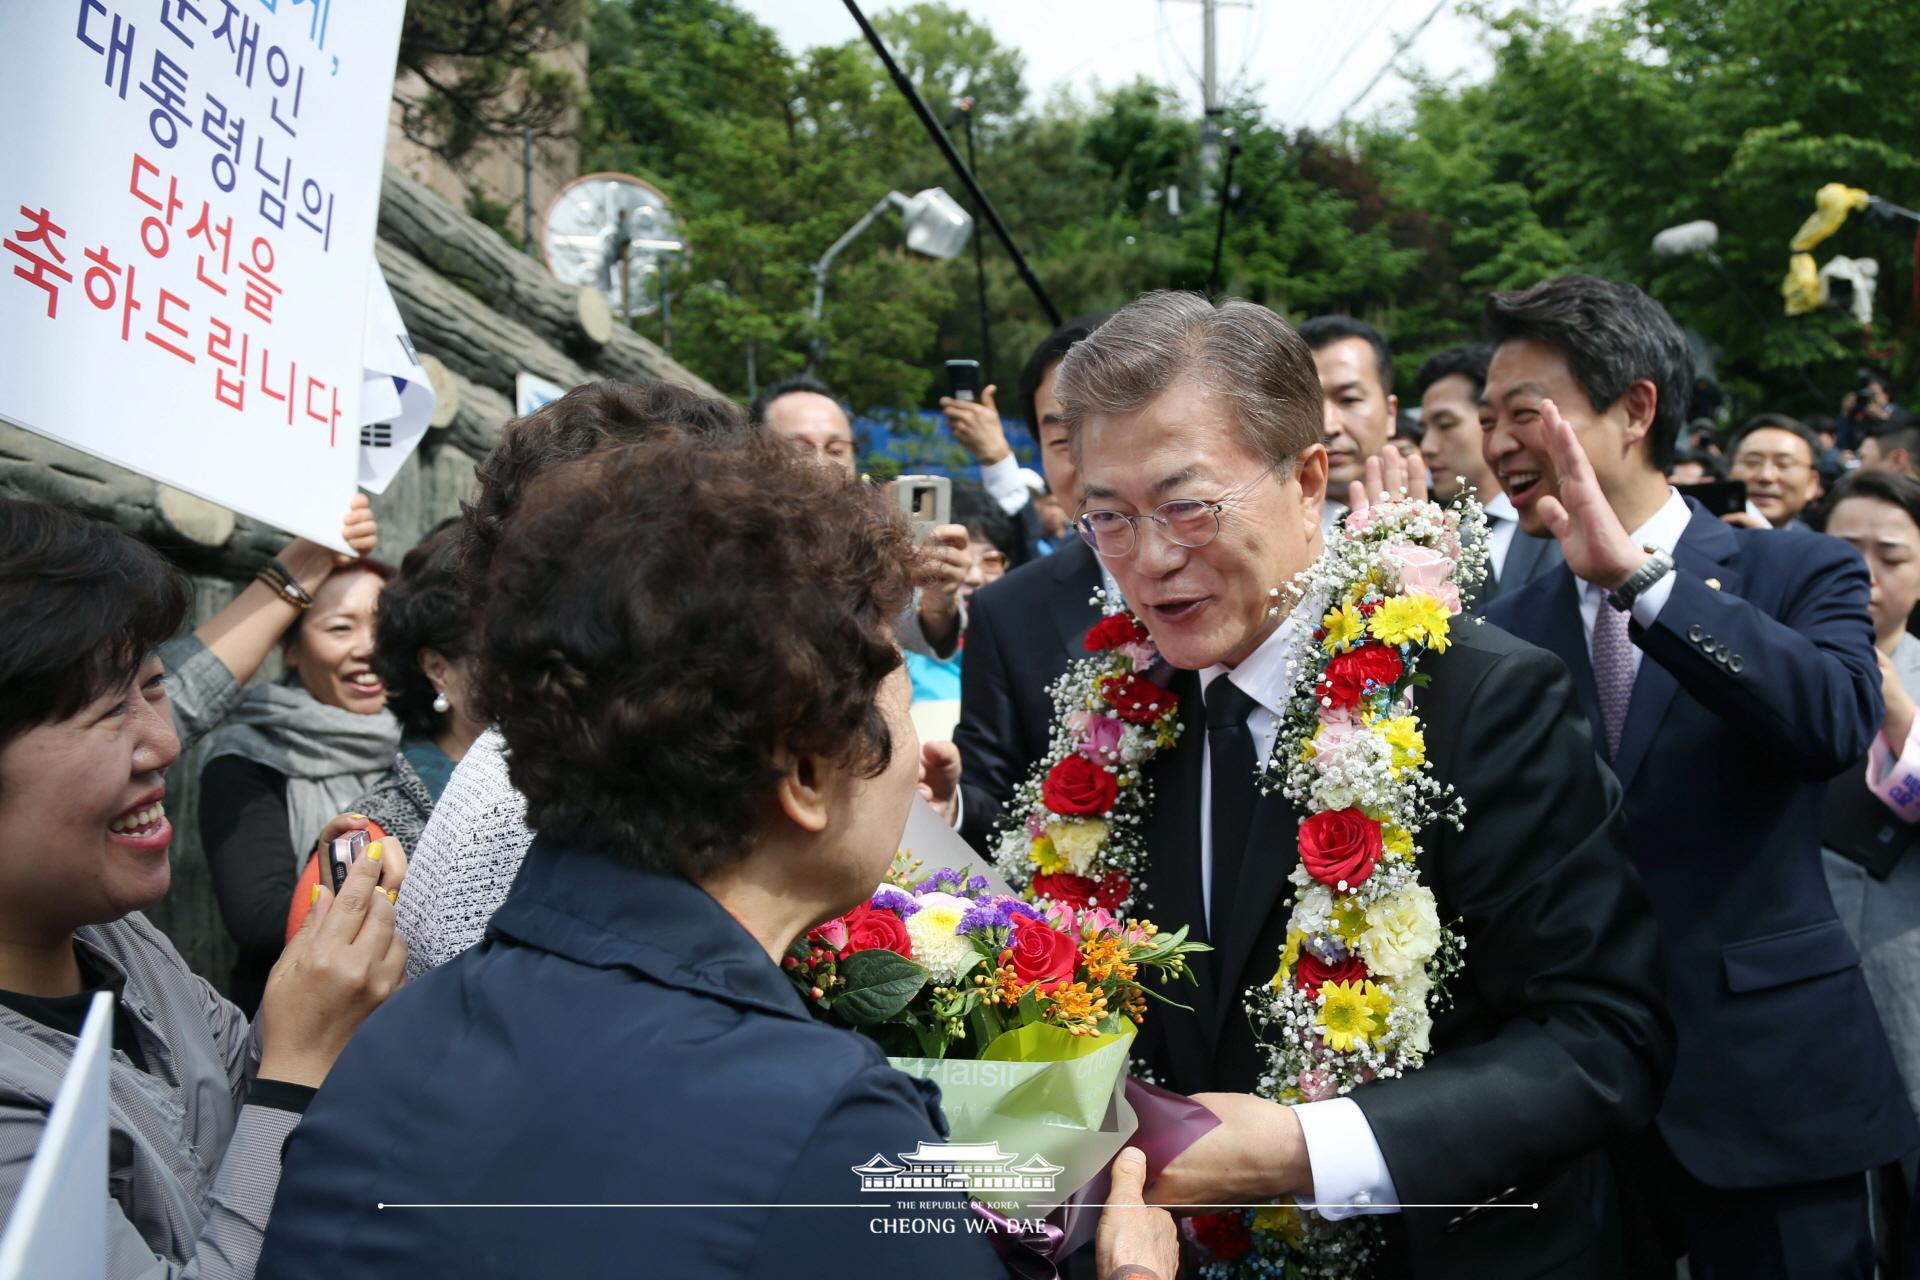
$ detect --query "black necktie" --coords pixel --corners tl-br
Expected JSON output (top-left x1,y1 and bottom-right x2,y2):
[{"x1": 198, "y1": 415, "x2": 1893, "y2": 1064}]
[{"x1": 1205, "y1": 675, "x2": 1259, "y2": 942}]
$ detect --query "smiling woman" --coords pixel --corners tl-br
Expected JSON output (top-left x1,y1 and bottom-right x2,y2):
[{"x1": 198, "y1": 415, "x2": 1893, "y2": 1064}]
[
  {"x1": 199, "y1": 560, "x2": 401, "y2": 1011},
  {"x1": 0, "y1": 500, "x2": 405, "y2": 1280}
]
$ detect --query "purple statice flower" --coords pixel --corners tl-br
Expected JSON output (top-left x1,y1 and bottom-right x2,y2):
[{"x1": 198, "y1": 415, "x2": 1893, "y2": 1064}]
[
  {"x1": 870, "y1": 885, "x2": 920, "y2": 917},
  {"x1": 1303, "y1": 933, "x2": 1351, "y2": 964},
  {"x1": 1004, "y1": 900, "x2": 1044, "y2": 923},
  {"x1": 966, "y1": 874, "x2": 990, "y2": 896},
  {"x1": 955, "y1": 896, "x2": 1043, "y2": 936},
  {"x1": 911, "y1": 867, "x2": 967, "y2": 896}
]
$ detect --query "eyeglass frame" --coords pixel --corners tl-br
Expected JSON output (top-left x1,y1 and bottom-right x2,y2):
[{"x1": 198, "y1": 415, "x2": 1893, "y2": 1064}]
[{"x1": 1074, "y1": 465, "x2": 1282, "y2": 559}]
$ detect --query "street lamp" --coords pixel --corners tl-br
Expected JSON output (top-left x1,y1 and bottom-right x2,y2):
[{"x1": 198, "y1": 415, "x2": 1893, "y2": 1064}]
[{"x1": 809, "y1": 187, "x2": 972, "y2": 365}]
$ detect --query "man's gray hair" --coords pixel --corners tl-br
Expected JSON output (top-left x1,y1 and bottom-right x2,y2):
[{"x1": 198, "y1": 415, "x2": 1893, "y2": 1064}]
[{"x1": 1055, "y1": 291, "x2": 1325, "y2": 471}]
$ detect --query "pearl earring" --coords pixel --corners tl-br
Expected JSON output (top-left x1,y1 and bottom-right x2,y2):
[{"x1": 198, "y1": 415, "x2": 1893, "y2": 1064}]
[{"x1": 432, "y1": 690, "x2": 450, "y2": 714}]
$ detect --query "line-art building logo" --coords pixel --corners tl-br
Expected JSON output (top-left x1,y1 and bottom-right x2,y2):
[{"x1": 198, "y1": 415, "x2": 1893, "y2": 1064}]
[{"x1": 852, "y1": 1142, "x2": 1064, "y2": 1194}]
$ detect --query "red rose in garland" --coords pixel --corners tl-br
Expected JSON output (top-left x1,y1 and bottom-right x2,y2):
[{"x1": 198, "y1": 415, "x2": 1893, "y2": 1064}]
[
  {"x1": 1003, "y1": 915, "x2": 1080, "y2": 991},
  {"x1": 1318, "y1": 642, "x2": 1404, "y2": 710},
  {"x1": 837, "y1": 903, "x2": 913, "y2": 960},
  {"x1": 1294, "y1": 951, "x2": 1369, "y2": 997},
  {"x1": 1189, "y1": 1211, "x2": 1253, "y2": 1261},
  {"x1": 1101, "y1": 672, "x2": 1178, "y2": 725},
  {"x1": 1090, "y1": 871, "x2": 1131, "y2": 910},
  {"x1": 1084, "y1": 612, "x2": 1150, "y2": 652},
  {"x1": 1298, "y1": 808, "x2": 1385, "y2": 888},
  {"x1": 1042, "y1": 755, "x2": 1119, "y2": 816},
  {"x1": 1031, "y1": 872, "x2": 1097, "y2": 908}
]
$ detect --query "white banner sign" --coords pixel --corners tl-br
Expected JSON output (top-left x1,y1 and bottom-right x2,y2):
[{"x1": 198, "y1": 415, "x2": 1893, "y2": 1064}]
[
  {"x1": 0, "y1": 2, "x2": 407, "y2": 552},
  {"x1": 0, "y1": 992, "x2": 111, "y2": 1280}
]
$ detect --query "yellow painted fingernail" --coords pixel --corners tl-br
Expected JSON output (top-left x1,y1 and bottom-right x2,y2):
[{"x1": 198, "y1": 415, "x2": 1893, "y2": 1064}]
[
  {"x1": 388, "y1": 890, "x2": 398, "y2": 904},
  {"x1": 367, "y1": 841, "x2": 383, "y2": 861},
  {"x1": 310, "y1": 885, "x2": 321, "y2": 906},
  {"x1": 348, "y1": 813, "x2": 367, "y2": 822}
]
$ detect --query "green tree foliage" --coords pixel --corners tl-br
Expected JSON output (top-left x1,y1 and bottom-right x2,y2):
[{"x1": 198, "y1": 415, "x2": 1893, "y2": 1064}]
[
  {"x1": 397, "y1": 0, "x2": 584, "y2": 167},
  {"x1": 566, "y1": 0, "x2": 1917, "y2": 423},
  {"x1": 1365, "y1": 0, "x2": 1920, "y2": 414}
]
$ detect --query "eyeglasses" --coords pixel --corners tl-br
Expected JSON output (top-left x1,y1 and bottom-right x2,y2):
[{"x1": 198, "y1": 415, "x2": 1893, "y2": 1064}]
[
  {"x1": 1075, "y1": 469, "x2": 1275, "y2": 558},
  {"x1": 1731, "y1": 452, "x2": 1810, "y2": 477}
]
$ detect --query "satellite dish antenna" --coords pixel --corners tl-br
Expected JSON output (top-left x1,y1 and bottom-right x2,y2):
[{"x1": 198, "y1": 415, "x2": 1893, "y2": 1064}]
[{"x1": 541, "y1": 172, "x2": 685, "y2": 320}]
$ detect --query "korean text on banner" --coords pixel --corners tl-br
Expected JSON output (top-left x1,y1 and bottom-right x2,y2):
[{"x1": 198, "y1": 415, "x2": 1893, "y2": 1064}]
[{"x1": 0, "y1": 2, "x2": 407, "y2": 552}]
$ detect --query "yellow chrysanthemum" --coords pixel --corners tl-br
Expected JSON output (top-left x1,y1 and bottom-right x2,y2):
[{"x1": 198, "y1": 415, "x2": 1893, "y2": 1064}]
[
  {"x1": 1270, "y1": 928, "x2": 1306, "y2": 990},
  {"x1": 1316, "y1": 980, "x2": 1386, "y2": 1051},
  {"x1": 1382, "y1": 822, "x2": 1415, "y2": 861},
  {"x1": 1367, "y1": 593, "x2": 1453, "y2": 652},
  {"x1": 1321, "y1": 604, "x2": 1366, "y2": 653},
  {"x1": 1252, "y1": 1203, "x2": 1307, "y2": 1246},
  {"x1": 1332, "y1": 896, "x2": 1369, "y2": 943},
  {"x1": 1029, "y1": 835, "x2": 1066, "y2": 875},
  {"x1": 1379, "y1": 715, "x2": 1426, "y2": 774}
]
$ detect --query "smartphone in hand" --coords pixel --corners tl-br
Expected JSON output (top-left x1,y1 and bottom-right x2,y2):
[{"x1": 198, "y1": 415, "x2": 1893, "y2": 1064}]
[
  {"x1": 945, "y1": 359, "x2": 982, "y2": 403},
  {"x1": 1676, "y1": 480, "x2": 1748, "y2": 518},
  {"x1": 890, "y1": 475, "x2": 953, "y2": 532},
  {"x1": 325, "y1": 829, "x2": 369, "y2": 895}
]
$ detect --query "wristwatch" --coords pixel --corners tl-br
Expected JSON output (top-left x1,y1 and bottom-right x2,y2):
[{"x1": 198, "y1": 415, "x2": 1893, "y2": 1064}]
[{"x1": 1606, "y1": 546, "x2": 1675, "y2": 613}]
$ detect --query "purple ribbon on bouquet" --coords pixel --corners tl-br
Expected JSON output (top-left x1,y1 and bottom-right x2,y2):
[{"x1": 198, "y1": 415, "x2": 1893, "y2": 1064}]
[{"x1": 970, "y1": 1078, "x2": 1220, "y2": 1277}]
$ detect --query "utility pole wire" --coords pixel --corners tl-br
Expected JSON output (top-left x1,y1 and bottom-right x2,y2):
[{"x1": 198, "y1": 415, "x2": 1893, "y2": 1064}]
[
  {"x1": 1332, "y1": 0, "x2": 1450, "y2": 126},
  {"x1": 1292, "y1": 0, "x2": 1402, "y2": 124}
]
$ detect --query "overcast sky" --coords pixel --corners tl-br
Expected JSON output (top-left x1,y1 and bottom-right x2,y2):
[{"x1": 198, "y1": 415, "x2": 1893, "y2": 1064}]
[{"x1": 733, "y1": 0, "x2": 1615, "y2": 132}]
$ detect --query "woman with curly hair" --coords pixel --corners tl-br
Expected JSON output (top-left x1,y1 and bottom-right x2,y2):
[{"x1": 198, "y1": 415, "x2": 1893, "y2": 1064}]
[{"x1": 258, "y1": 425, "x2": 1175, "y2": 1280}]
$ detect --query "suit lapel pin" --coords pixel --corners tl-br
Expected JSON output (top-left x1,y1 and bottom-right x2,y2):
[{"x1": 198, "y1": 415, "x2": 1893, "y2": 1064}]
[{"x1": 1705, "y1": 578, "x2": 1722, "y2": 591}]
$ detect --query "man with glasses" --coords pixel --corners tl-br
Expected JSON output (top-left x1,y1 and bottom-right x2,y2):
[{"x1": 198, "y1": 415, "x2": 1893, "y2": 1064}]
[
  {"x1": 1060, "y1": 291, "x2": 1671, "y2": 1277},
  {"x1": 1726, "y1": 414, "x2": 1825, "y2": 531}
]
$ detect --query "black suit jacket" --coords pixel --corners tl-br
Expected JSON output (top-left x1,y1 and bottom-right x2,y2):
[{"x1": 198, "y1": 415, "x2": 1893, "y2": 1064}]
[
  {"x1": 954, "y1": 538, "x2": 1104, "y2": 851},
  {"x1": 1487, "y1": 501, "x2": 1920, "y2": 1190},
  {"x1": 1132, "y1": 621, "x2": 1674, "y2": 1278},
  {"x1": 1481, "y1": 525, "x2": 1562, "y2": 604}
]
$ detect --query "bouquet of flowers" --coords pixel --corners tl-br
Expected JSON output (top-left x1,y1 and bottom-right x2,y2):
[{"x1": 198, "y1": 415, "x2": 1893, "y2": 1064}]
[
  {"x1": 786, "y1": 853, "x2": 1213, "y2": 1241},
  {"x1": 787, "y1": 858, "x2": 1206, "y2": 1058}
]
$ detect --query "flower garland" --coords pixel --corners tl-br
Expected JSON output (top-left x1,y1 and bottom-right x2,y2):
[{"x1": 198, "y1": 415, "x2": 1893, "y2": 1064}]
[
  {"x1": 993, "y1": 604, "x2": 1182, "y2": 914},
  {"x1": 1196, "y1": 492, "x2": 1487, "y2": 1278}
]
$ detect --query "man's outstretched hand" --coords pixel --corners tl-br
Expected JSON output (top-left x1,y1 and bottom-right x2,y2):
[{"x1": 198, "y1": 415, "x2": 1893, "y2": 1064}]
[{"x1": 1532, "y1": 399, "x2": 1649, "y2": 590}]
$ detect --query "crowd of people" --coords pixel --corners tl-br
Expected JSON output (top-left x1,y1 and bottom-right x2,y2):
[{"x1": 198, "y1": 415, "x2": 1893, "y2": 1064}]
[{"x1": 3, "y1": 269, "x2": 1919, "y2": 1280}]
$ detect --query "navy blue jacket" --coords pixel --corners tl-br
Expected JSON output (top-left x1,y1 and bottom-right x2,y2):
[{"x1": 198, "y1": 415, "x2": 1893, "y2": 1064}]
[
  {"x1": 1487, "y1": 500, "x2": 1919, "y2": 1189},
  {"x1": 257, "y1": 839, "x2": 1005, "y2": 1279}
]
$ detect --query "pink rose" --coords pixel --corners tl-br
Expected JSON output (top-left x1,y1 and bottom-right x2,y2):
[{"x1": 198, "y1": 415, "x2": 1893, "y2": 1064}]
[
  {"x1": 808, "y1": 916, "x2": 849, "y2": 952},
  {"x1": 1428, "y1": 582, "x2": 1462, "y2": 615},
  {"x1": 1384, "y1": 542, "x2": 1455, "y2": 595},
  {"x1": 1069, "y1": 711, "x2": 1128, "y2": 765},
  {"x1": 1342, "y1": 504, "x2": 1377, "y2": 535},
  {"x1": 1116, "y1": 640, "x2": 1159, "y2": 669},
  {"x1": 1317, "y1": 703, "x2": 1361, "y2": 729}
]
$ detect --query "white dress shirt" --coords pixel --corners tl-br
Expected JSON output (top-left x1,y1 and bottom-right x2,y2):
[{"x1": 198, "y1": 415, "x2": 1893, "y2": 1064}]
[
  {"x1": 980, "y1": 454, "x2": 1035, "y2": 516},
  {"x1": 1575, "y1": 487, "x2": 1691, "y2": 675},
  {"x1": 1482, "y1": 492, "x2": 1522, "y2": 582},
  {"x1": 1195, "y1": 604, "x2": 1402, "y2": 1220}
]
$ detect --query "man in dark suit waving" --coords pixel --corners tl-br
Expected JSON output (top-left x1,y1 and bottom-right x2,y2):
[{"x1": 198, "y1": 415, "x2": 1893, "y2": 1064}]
[
  {"x1": 1057, "y1": 292, "x2": 1672, "y2": 1277},
  {"x1": 1481, "y1": 275, "x2": 1918, "y2": 1277}
]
